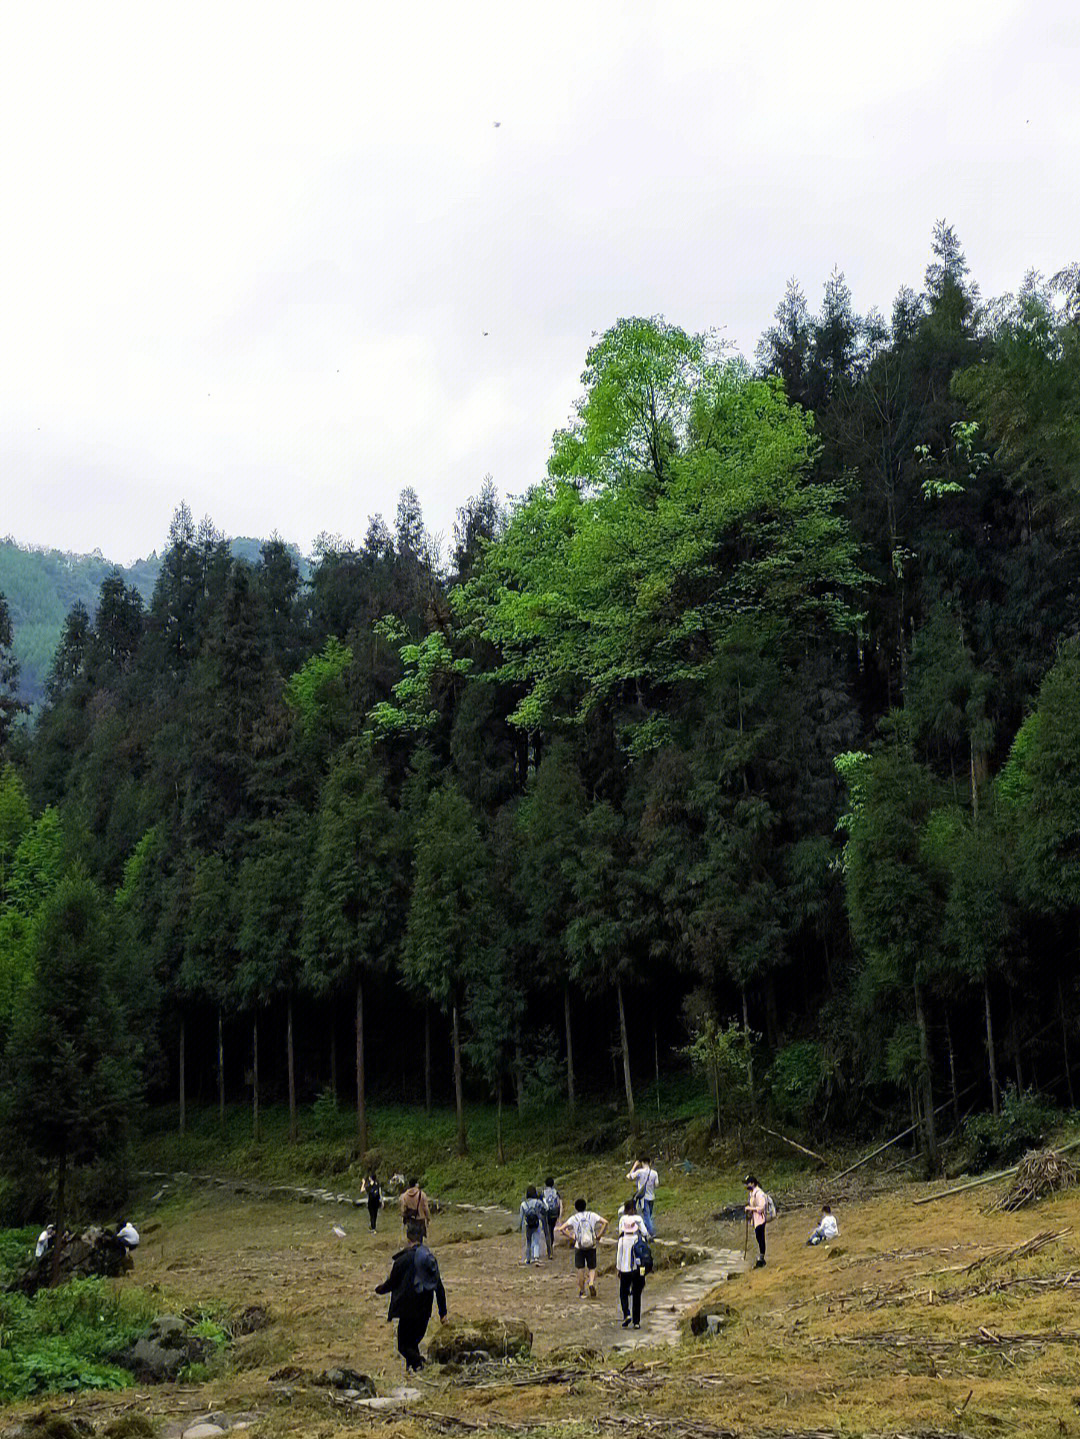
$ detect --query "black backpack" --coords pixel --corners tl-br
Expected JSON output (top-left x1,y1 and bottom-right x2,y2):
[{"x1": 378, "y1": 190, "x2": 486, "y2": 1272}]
[
  {"x1": 524, "y1": 1200, "x2": 542, "y2": 1232},
  {"x1": 631, "y1": 1235, "x2": 654, "y2": 1275}
]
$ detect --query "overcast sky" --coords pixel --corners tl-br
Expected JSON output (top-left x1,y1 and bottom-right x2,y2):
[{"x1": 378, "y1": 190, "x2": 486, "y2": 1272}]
[{"x1": 2, "y1": 1, "x2": 1077, "y2": 564}]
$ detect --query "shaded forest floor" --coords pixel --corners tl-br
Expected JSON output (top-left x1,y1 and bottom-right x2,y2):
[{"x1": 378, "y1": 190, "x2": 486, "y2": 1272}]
[{"x1": 14, "y1": 1141, "x2": 1080, "y2": 1439}]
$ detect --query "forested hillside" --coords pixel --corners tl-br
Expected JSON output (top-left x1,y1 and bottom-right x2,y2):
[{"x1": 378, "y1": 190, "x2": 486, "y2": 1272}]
[
  {"x1": 1, "y1": 226, "x2": 1078, "y2": 1214},
  {"x1": 0, "y1": 536, "x2": 306, "y2": 707}
]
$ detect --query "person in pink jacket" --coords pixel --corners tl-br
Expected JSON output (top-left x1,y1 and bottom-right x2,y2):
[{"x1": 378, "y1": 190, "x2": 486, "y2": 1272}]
[{"x1": 744, "y1": 1174, "x2": 768, "y2": 1268}]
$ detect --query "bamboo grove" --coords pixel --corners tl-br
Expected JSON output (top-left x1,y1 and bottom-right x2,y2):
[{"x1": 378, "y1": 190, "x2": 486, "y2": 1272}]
[{"x1": 0, "y1": 225, "x2": 1078, "y2": 1202}]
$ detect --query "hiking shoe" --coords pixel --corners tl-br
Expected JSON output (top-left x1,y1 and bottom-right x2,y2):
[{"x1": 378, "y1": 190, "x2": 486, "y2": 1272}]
[
  {"x1": 588, "y1": 1282, "x2": 597, "y2": 1298},
  {"x1": 632, "y1": 1323, "x2": 640, "y2": 1329},
  {"x1": 754, "y1": 1258, "x2": 766, "y2": 1268},
  {"x1": 621, "y1": 1317, "x2": 631, "y2": 1328}
]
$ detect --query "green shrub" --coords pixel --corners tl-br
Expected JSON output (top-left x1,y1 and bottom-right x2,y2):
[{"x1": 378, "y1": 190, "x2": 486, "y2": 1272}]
[
  {"x1": 0, "y1": 1267, "x2": 159, "y2": 1403},
  {"x1": 962, "y1": 1086, "x2": 1059, "y2": 1171},
  {"x1": 766, "y1": 1041, "x2": 828, "y2": 1129}
]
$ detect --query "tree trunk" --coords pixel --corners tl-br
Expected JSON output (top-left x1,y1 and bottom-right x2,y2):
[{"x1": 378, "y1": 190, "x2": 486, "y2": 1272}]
[
  {"x1": 984, "y1": 978, "x2": 1000, "y2": 1117},
  {"x1": 50, "y1": 1148, "x2": 67, "y2": 1288},
  {"x1": 452, "y1": 1001, "x2": 467, "y2": 1156},
  {"x1": 1009, "y1": 991, "x2": 1024, "y2": 1090},
  {"x1": 564, "y1": 985, "x2": 576, "y2": 1115},
  {"x1": 712, "y1": 1060, "x2": 722, "y2": 1137},
  {"x1": 356, "y1": 976, "x2": 367, "y2": 1154},
  {"x1": 654, "y1": 1022, "x2": 661, "y2": 1115},
  {"x1": 944, "y1": 1011, "x2": 960, "y2": 1129},
  {"x1": 514, "y1": 1039, "x2": 524, "y2": 1109},
  {"x1": 616, "y1": 979, "x2": 637, "y2": 1134},
  {"x1": 913, "y1": 982, "x2": 939, "y2": 1176},
  {"x1": 330, "y1": 1026, "x2": 338, "y2": 1103},
  {"x1": 287, "y1": 989, "x2": 297, "y2": 1144},
  {"x1": 179, "y1": 1016, "x2": 186, "y2": 1135},
  {"x1": 218, "y1": 1007, "x2": 226, "y2": 1128},
  {"x1": 1059, "y1": 975, "x2": 1076, "y2": 1107},
  {"x1": 742, "y1": 988, "x2": 757, "y2": 1121},
  {"x1": 496, "y1": 1077, "x2": 505, "y2": 1165},
  {"x1": 764, "y1": 973, "x2": 779, "y2": 1050},
  {"x1": 424, "y1": 1003, "x2": 432, "y2": 1116},
  {"x1": 252, "y1": 1013, "x2": 260, "y2": 1144}
]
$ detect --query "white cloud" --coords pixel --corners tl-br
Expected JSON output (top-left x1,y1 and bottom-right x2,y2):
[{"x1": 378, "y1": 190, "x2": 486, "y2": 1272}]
[{"x1": 2, "y1": 0, "x2": 1076, "y2": 563}]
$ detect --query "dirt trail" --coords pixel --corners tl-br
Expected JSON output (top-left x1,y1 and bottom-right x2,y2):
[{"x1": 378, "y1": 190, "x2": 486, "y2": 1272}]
[{"x1": 134, "y1": 1186, "x2": 745, "y2": 1377}]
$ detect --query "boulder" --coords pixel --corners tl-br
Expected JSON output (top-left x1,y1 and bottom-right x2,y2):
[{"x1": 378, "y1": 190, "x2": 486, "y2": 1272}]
[
  {"x1": 688, "y1": 1302, "x2": 736, "y2": 1337},
  {"x1": 14, "y1": 1230, "x2": 133, "y2": 1296},
  {"x1": 426, "y1": 1317, "x2": 532, "y2": 1364},
  {"x1": 311, "y1": 1368, "x2": 375, "y2": 1396},
  {"x1": 120, "y1": 1315, "x2": 210, "y2": 1382}
]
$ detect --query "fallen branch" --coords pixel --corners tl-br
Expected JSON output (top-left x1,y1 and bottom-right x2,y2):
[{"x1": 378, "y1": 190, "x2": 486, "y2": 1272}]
[
  {"x1": 759, "y1": 1125, "x2": 826, "y2": 1165},
  {"x1": 913, "y1": 1138, "x2": 1080, "y2": 1205}
]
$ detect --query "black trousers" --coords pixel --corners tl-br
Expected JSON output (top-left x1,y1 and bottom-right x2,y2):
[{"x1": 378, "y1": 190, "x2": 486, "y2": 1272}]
[
  {"x1": 754, "y1": 1222, "x2": 766, "y2": 1258},
  {"x1": 368, "y1": 1199, "x2": 380, "y2": 1231},
  {"x1": 619, "y1": 1270, "x2": 645, "y2": 1324},
  {"x1": 396, "y1": 1314, "x2": 428, "y2": 1369}
]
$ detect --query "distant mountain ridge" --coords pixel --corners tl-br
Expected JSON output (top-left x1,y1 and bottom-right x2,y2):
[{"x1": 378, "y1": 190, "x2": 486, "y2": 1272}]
[{"x1": 0, "y1": 535, "x2": 307, "y2": 708}]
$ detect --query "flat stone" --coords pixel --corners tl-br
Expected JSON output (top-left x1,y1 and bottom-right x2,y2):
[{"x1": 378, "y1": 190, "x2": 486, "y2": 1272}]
[
  {"x1": 352, "y1": 1387, "x2": 421, "y2": 1410},
  {"x1": 183, "y1": 1426, "x2": 225, "y2": 1438}
]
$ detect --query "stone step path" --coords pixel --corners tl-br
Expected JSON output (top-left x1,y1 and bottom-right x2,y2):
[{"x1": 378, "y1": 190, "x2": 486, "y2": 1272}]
[{"x1": 610, "y1": 1243, "x2": 747, "y2": 1350}]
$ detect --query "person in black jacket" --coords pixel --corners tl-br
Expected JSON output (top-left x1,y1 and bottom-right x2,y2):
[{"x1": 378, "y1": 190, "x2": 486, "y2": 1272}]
[
  {"x1": 375, "y1": 1221, "x2": 448, "y2": 1370},
  {"x1": 365, "y1": 1172, "x2": 382, "y2": 1233}
]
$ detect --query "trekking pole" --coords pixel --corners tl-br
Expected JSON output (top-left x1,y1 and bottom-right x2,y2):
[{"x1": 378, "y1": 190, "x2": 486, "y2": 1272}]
[{"x1": 743, "y1": 1215, "x2": 749, "y2": 1261}]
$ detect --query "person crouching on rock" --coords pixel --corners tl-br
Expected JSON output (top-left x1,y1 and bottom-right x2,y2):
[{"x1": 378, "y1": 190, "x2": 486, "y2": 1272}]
[
  {"x1": 375, "y1": 1221, "x2": 447, "y2": 1371},
  {"x1": 115, "y1": 1219, "x2": 140, "y2": 1254}
]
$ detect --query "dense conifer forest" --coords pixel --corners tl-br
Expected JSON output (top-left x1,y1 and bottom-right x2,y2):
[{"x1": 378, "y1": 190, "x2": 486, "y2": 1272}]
[{"x1": 1, "y1": 226, "x2": 1079, "y2": 1210}]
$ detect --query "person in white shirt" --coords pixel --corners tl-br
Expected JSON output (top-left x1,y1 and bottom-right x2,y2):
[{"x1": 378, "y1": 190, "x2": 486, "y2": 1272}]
[
  {"x1": 615, "y1": 1199, "x2": 648, "y2": 1328},
  {"x1": 556, "y1": 1197, "x2": 608, "y2": 1298},
  {"x1": 806, "y1": 1205, "x2": 839, "y2": 1245},
  {"x1": 35, "y1": 1225, "x2": 55, "y2": 1260},
  {"x1": 115, "y1": 1220, "x2": 139, "y2": 1252},
  {"x1": 627, "y1": 1157, "x2": 658, "y2": 1237}
]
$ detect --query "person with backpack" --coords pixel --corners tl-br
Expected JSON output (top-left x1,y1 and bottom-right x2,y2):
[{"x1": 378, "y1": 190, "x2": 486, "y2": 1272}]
[
  {"x1": 365, "y1": 1171, "x2": 382, "y2": 1233},
  {"x1": 541, "y1": 1177, "x2": 562, "y2": 1259},
  {"x1": 627, "y1": 1157, "x2": 659, "y2": 1238},
  {"x1": 399, "y1": 1178, "x2": 430, "y2": 1238},
  {"x1": 616, "y1": 1198, "x2": 651, "y2": 1328},
  {"x1": 375, "y1": 1221, "x2": 448, "y2": 1371},
  {"x1": 518, "y1": 1185, "x2": 546, "y2": 1264},
  {"x1": 744, "y1": 1174, "x2": 774, "y2": 1268},
  {"x1": 557, "y1": 1197, "x2": 608, "y2": 1298}
]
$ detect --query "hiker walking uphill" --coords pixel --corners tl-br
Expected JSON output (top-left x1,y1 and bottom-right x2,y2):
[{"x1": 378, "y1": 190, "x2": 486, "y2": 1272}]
[
  {"x1": 541, "y1": 1177, "x2": 562, "y2": 1259},
  {"x1": 519, "y1": 1185, "x2": 546, "y2": 1265},
  {"x1": 616, "y1": 1198, "x2": 651, "y2": 1328},
  {"x1": 627, "y1": 1157, "x2": 659, "y2": 1237},
  {"x1": 365, "y1": 1172, "x2": 382, "y2": 1233},
  {"x1": 399, "y1": 1178, "x2": 430, "y2": 1238},
  {"x1": 375, "y1": 1221, "x2": 448, "y2": 1371},
  {"x1": 744, "y1": 1174, "x2": 774, "y2": 1268},
  {"x1": 558, "y1": 1198, "x2": 608, "y2": 1298}
]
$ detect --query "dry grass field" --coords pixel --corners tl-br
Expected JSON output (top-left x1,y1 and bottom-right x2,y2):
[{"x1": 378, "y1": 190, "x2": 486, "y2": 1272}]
[{"x1": 12, "y1": 1165, "x2": 1080, "y2": 1439}]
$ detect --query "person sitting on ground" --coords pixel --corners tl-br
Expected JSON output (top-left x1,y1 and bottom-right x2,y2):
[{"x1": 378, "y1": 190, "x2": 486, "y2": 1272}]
[
  {"x1": 627, "y1": 1157, "x2": 659, "y2": 1238},
  {"x1": 115, "y1": 1219, "x2": 140, "y2": 1253},
  {"x1": 557, "y1": 1197, "x2": 607, "y2": 1299},
  {"x1": 744, "y1": 1174, "x2": 769, "y2": 1268},
  {"x1": 35, "y1": 1225, "x2": 55, "y2": 1260},
  {"x1": 541, "y1": 1176, "x2": 562, "y2": 1259},
  {"x1": 616, "y1": 1198, "x2": 648, "y2": 1329},
  {"x1": 806, "y1": 1204, "x2": 839, "y2": 1246},
  {"x1": 375, "y1": 1220, "x2": 447, "y2": 1371},
  {"x1": 399, "y1": 1177, "x2": 431, "y2": 1238},
  {"x1": 519, "y1": 1185, "x2": 546, "y2": 1265}
]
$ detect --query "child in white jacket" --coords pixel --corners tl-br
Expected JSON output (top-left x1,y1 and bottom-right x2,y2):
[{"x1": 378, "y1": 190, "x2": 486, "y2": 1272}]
[{"x1": 806, "y1": 1205, "x2": 839, "y2": 1245}]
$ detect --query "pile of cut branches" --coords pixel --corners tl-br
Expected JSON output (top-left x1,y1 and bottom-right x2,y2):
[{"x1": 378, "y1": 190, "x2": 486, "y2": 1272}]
[{"x1": 992, "y1": 1148, "x2": 1077, "y2": 1211}]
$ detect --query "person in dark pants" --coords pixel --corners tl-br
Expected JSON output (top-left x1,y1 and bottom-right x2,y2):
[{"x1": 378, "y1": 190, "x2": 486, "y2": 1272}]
[
  {"x1": 375, "y1": 1221, "x2": 448, "y2": 1371},
  {"x1": 365, "y1": 1172, "x2": 382, "y2": 1233},
  {"x1": 616, "y1": 1199, "x2": 647, "y2": 1328},
  {"x1": 745, "y1": 1174, "x2": 768, "y2": 1268}
]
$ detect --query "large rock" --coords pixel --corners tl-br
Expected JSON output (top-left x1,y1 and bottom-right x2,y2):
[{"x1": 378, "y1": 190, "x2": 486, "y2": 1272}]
[
  {"x1": 14, "y1": 1229, "x2": 133, "y2": 1296},
  {"x1": 426, "y1": 1317, "x2": 532, "y2": 1364},
  {"x1": 120, "y1": 1315, "x2": 210, "y2": 1382}
]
